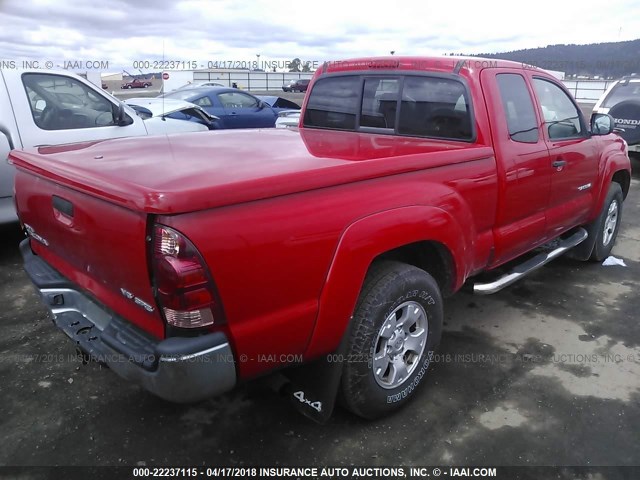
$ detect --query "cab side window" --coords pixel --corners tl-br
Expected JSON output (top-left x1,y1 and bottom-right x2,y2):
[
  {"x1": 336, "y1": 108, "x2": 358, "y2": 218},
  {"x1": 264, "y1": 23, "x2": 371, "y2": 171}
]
[
  {"x1": 22, "y1": 73, "x2": 115, "y2": 131},
  {"x1": 533, "y1": 78, "x2": 583, "y2": 140},
  {"x1": 496, "y1": 73, "x2": 539, "y2": 143}
]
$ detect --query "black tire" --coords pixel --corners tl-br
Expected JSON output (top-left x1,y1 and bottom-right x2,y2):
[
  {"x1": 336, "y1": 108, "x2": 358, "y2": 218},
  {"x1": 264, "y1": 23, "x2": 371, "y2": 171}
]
[
  {"x1": 340, "y1": 261, "x2": 443, "y2": 419},
  {"x1": 590, "y1": 183, "x2": 624, "y2": 261}
]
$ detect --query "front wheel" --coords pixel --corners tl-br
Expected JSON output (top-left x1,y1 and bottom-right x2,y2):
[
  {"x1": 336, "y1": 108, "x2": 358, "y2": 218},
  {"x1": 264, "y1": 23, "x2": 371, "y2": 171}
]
[
  {"x1": 590, "y1": 183, "x2": 624, "y2": 261},
  {"x1": 340, "y1": 261, "x2": 443, "y2": 419}
]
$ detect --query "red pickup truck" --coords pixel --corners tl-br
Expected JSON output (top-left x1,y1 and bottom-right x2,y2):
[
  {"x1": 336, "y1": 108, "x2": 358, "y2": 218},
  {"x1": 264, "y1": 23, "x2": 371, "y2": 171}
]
[
  {"x1": 12, "y1": 57, "x2": 631, "y2": 421},
  {"x1": 121, "y1": 78, "x2": 152, "y2": 89}
]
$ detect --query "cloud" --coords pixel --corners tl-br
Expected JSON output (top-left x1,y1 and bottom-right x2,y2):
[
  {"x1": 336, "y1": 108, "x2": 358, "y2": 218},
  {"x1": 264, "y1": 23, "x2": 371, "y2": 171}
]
[{"x1": 0, "y1": 0, "x2": 639, "y2": 73}]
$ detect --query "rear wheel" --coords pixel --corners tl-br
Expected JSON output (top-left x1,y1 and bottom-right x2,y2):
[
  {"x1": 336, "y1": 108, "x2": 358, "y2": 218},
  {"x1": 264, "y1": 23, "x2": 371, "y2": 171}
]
[
  {"x1": 340, "y1": 261, "x2": 443, "y2": 419},
  {"x1": 590, "y1": 183, "x2": 624, "y2": 261}
]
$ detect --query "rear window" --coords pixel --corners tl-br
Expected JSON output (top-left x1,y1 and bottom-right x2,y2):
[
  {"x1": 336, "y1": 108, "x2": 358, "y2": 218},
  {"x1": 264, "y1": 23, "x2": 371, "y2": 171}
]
[
  {"x1": 164, "y1": 91, "x2": 214, "y2": 108},
  {"x1": 303, "y1": 74, "x2": 473, "y2": 141},
  {"x1": 602, "y1": 82, "x2": 640, "y2": 108},
  {"x1": 360, "y1": 78, "x2": 400, "y2": 128}
]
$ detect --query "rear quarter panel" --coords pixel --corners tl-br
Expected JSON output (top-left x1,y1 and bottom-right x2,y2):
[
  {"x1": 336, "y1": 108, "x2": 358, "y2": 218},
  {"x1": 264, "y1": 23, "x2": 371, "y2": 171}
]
[{"x1": 161, "y1": 148, "x2": 498, "y2": 378}]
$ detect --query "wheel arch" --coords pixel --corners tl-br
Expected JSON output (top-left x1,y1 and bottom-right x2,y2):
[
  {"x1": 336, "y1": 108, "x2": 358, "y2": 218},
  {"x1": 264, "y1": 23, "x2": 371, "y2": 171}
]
[
  {"x1": 612, "y1": 168, "x2": 631, "y2": 199},
  {"x1": 303, "y1": 205, "x2": 466, "y2": 359},
  {"x1": 590, "y1": 148, "x2": 632, "y2": 221},
  {"x1": 572, "y1": 169, "x2": 628, "y2": 261},
  {"x1": 373, "y1": 240, "x2": 455, "y2": 298}
]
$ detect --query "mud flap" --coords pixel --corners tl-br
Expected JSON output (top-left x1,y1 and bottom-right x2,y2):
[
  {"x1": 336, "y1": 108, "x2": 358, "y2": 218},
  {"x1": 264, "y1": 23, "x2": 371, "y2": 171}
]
[
  {"x1": 281, "y1": 332, "x2": 351, "y2": 424},
  {"x1": 566, "y1": 219, "x2": 598, "y2": 261}
]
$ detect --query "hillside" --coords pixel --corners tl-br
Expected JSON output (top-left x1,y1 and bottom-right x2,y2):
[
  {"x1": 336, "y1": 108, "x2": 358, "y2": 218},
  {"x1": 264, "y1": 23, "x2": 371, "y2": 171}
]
[{"x1": 467, "y1": 39, "x2": 640, "y2": 78}]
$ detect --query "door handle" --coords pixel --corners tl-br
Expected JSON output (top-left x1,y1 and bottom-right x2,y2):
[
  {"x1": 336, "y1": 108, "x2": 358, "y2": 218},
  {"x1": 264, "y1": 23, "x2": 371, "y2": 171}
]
[{"x1": 552, "y1": 159, "x2": 566, "y2": 168}]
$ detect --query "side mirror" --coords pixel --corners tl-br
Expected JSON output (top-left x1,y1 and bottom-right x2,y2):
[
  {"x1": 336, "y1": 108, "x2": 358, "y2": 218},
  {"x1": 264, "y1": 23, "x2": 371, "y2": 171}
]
[
  {"x1": 591, "y1": 113, "x2": 616, "y2": 135},
  {"x1": 257, "y1": 100, "x2": 266, "y2": 110},
  {"x1": 114, "y1": 102, "x2": 134, "y2": 126}
]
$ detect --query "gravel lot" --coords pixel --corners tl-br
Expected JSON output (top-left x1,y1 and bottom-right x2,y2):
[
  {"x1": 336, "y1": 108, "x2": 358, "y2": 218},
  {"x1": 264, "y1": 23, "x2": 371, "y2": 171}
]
[{"x1": 0, "y1": 150, "x2": 638, "y2": 474}]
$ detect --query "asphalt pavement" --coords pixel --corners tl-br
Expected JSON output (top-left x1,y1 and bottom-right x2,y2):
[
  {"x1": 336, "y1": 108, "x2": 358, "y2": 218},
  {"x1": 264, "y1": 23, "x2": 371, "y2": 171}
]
[{"x1": 0, "y1": 157, "x2": 638, "y2": 474}]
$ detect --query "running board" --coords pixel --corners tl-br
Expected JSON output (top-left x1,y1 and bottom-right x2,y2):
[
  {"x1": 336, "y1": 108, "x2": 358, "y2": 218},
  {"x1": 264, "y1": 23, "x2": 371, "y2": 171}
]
[{"x1": 474, "y1": 228, "x2": 588, "y2": 295}]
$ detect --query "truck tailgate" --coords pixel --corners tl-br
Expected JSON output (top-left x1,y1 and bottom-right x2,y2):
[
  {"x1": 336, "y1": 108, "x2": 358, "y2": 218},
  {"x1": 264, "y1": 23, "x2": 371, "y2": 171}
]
[{"x1": 15, "y1": 168, "x2": 164, "y2": 339}]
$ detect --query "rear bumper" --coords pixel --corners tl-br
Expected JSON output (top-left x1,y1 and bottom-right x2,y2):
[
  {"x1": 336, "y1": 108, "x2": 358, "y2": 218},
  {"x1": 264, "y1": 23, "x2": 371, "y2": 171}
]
[{"x1": 20, "y1": 239, "x2": 237, "y2": 403}]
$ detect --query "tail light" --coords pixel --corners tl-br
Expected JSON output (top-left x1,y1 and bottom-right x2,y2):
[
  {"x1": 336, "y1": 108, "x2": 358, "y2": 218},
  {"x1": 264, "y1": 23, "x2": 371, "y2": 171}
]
[{"x1": 151, "y1": 225, "x2": 220, "y2": 329}]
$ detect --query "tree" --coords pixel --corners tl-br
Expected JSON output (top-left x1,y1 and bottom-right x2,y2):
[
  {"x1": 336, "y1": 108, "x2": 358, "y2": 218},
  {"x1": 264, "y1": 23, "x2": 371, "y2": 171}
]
[
  {"x1": 301, "y1": 61, "x2": 312, "y2": 72},
  {"x1": 288, "y1": 58, "x2": 301, "y2": 72}
]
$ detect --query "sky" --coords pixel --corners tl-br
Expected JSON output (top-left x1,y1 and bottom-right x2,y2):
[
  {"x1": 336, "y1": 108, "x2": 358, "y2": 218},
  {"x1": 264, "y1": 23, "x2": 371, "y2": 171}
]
[{"x1": 1, "y1": 0, "x2": 639, "y2": 73}]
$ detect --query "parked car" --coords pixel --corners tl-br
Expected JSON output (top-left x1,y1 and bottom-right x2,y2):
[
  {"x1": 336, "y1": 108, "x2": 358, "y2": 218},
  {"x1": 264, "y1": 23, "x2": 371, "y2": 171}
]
[
  {"x1": 275, "y1": 110, "x2": 301, "y2": 128},
  {"x1": 593, "y1": 75, "x2": 640, "y2": 156},
  {"x1": 121, "y1": 78, "x2": 152, "y2": 89},
  {"x1": 282, "y1": 79, "x2": 310, "y2": 92},
  {"x1": 14, "y1": 56, "x2": 630, "y2": 422},
  {"x1": 0, "y1": 69, "x2": 208, "y2": 224},
  {"x1": 256, "y1": 95, "x2": 300, "y2": 113},
  {"x1": 162, "y1": 86, "x2": 278, "y2": 128},
  {"x1": 125, "y1": 97, "x2": 218, "y2": 131}
]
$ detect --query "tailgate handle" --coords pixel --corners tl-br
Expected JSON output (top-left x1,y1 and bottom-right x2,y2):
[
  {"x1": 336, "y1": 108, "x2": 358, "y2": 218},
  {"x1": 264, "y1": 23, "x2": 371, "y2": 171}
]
[{"x1": 52, "y1": 196, "x2": 74, "y2": 217}]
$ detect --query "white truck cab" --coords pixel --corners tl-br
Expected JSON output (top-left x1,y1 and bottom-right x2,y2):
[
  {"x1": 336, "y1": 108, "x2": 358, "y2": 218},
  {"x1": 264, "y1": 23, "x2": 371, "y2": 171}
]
[{"x1": 0, "y1": 69, "x2": 208, "y2": 224}]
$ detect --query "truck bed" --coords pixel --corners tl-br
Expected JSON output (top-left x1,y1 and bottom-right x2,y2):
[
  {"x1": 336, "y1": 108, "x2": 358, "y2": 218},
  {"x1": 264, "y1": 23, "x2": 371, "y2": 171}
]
[{"x1": 11, "y1": 128, "x2": 490, "y2": 214}]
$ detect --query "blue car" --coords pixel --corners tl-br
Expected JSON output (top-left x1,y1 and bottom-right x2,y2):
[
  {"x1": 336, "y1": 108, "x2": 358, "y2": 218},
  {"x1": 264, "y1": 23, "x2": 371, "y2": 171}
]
[{"x1": 162, "y1": 87, "x2": 278, "y2": 129}]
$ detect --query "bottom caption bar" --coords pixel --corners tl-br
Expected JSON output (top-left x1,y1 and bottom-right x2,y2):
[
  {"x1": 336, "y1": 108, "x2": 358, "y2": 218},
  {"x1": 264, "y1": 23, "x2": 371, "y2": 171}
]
[{"x1": 0, "y1": 466, "x2": 637, "y2": 480}]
